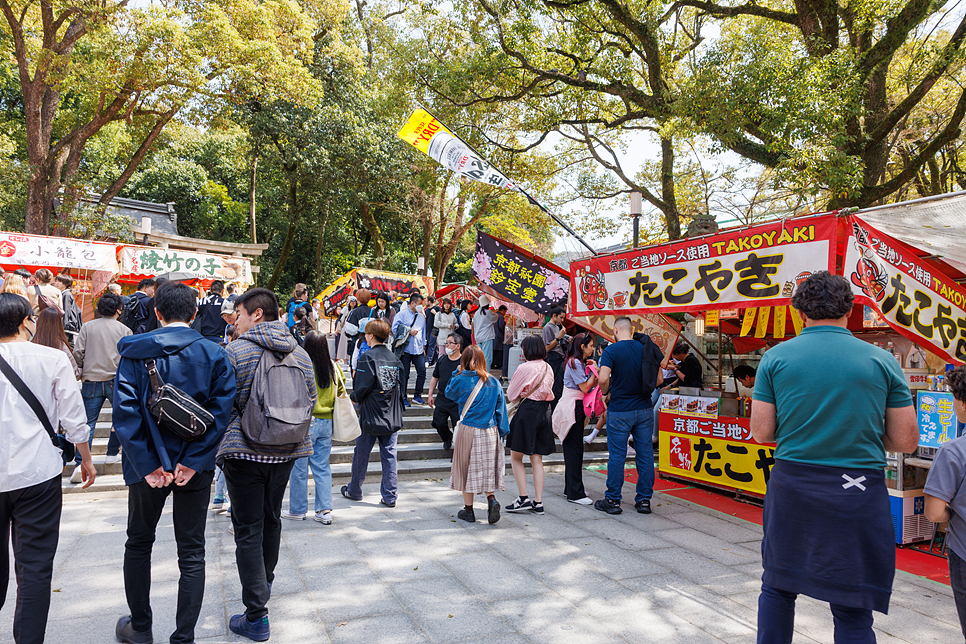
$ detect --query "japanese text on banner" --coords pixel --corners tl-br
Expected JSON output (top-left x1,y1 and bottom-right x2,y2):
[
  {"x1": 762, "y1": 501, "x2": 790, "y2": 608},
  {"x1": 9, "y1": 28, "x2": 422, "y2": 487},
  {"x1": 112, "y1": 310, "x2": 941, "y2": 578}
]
[
  {"x1": 472, "y1": 232, "x2": 569, "y2": 314},
  {"x1": 570, "y1": 216, "x2": 837, "y2": 317},
  {"x1": 847, "y1": 216, "x2": 966, "y2": 364}
]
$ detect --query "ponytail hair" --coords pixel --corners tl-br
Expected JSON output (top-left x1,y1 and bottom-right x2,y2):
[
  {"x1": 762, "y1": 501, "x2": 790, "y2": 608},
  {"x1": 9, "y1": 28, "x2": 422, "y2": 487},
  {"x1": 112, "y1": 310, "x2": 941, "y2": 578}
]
[{"x1": 565, "y1": 332, "x2": 593, "y2": 370}]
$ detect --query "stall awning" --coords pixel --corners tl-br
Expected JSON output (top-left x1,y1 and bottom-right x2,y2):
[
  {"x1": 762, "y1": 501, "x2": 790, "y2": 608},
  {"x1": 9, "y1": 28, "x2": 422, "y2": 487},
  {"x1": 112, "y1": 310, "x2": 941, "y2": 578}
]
[
  {"x1": 854, "y1": 192, "x2": 966, "y2": 275},
  {"x1": 118, "y1": 245, "x2": 253, "y2": 286},
  {"x1": 0, "y1": 232, "x2": 119, "y2": 274}
]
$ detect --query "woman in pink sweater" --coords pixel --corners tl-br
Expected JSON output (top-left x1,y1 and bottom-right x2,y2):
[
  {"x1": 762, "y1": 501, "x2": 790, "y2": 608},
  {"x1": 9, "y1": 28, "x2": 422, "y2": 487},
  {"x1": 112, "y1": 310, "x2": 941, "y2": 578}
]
[{"x1": 503, "y1": 335, "x2": 555, "y2": 514}]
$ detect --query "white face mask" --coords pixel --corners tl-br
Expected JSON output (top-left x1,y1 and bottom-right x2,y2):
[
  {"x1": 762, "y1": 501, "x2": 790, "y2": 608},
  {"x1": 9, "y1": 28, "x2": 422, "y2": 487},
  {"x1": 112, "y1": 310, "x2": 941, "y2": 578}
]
[
  {"x1": 446, "y1": 347, "x2": 458, "y2": 357},
  {"x1": 416, "y1": 305, "x2": 424, "y2": 314}
]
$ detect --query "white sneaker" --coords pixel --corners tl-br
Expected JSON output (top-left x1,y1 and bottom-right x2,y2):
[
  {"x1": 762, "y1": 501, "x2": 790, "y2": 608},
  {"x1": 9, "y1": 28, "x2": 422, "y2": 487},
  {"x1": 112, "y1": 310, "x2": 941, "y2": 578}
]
[
  {"x1": 315, "y1": 511, "x2": 332, "y2": 525},
  {"x1": 568, "y1": 497, "x2": 593, "y2": 505},
  {"x1": 281, "y1": 511, "x2": 306, "y2": 520},
  {"x1": 228, "y1": 523, "x2": 234, "y2": 535},
  {"x1": 104, "y1": 454, "x2": 121, "y2": 464},
  {"x1": 583, "y1": 435, "x2": 594, "y2": 445},
  {"x1": 69, "y1": 465, "x2": 83, "y2": 484}
]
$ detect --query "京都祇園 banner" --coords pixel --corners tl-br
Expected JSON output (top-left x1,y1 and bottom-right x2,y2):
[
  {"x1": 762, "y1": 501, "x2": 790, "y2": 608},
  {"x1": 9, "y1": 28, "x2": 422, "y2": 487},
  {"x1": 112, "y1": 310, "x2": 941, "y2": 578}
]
[
  {"x1": 472, "y1": 232, "x2": 569, "y2": 314},
  {"x1": 120, "y1": 246, "x2": 253, "y2": 284},
  {"x1": 570, "y1": 216, "x2": 837, "y2": 317},
  {"x1": 846, "y1": 215, "x2": 966, "y2": 364},
  {"x1": 0, "y1": 232, "x2": 119, "y2": 274}
]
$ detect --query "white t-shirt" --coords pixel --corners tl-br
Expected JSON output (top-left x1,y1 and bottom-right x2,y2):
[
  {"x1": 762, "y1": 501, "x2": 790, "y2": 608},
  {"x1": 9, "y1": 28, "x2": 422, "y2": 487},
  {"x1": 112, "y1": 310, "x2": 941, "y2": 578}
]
[{"x1": 0, "y1": 342, "x2": 88, "y2": 492}]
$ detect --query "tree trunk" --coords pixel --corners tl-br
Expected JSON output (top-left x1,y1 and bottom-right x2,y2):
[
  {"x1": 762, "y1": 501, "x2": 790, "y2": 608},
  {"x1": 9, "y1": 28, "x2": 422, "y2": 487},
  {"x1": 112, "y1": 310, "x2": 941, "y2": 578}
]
[
  {"x1": 267, "y1": 172, "x2": 300, "y2": 289},
  {"x1": 359, "y1": 201, "x2": 386, "y2": 269},
  {"x1": 661, "y1": 136, "x2": 682, "y2": 240},
  {"x1": 314, "y1": 210, "x2": 328, "y2": 289}
]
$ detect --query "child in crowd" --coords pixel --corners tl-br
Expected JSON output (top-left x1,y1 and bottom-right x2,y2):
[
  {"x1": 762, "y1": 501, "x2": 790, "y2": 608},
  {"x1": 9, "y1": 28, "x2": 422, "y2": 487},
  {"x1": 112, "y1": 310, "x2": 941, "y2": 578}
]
[{"x1": 924, "y1": 364, "x2": 966, "y2": 641}]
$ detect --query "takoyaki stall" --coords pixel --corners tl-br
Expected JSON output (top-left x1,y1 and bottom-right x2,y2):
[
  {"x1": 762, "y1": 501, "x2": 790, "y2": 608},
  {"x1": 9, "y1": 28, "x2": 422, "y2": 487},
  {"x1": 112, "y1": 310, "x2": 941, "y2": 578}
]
[{"x1": 567, "y1": 192, "x2": 966, "y2": 545}]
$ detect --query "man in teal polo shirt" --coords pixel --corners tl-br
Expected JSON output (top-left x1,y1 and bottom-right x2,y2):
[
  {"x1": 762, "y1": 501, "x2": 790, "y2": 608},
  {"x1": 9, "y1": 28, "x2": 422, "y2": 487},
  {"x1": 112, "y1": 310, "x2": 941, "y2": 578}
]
[{"x1": 750, "y1": 271, "x2": 917, "y2": 644}]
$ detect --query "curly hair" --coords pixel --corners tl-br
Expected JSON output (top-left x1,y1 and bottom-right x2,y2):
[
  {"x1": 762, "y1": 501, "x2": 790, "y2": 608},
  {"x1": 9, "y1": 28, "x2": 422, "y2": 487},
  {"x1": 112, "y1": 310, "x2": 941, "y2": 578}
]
[
  {"x1": 947, "y1": 365, "x2": 966, "y2": 404},
  {"x1": 790, "y1": 271, "x2": 854, "y2": 320}
]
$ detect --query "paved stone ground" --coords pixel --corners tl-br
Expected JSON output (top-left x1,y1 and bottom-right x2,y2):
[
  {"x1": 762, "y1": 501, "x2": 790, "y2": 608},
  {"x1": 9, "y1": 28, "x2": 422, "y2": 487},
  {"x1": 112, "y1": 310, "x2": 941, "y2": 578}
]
[{"x1": 3, "y1": 471, "x2": 960, "y2": 644}]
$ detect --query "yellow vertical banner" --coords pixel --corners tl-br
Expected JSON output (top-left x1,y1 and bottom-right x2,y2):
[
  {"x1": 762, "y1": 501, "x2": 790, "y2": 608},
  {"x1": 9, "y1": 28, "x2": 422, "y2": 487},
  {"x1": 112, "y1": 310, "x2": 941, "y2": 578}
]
[
  {"x1": 790, "y1": 307, "x2": 804, "y2": 335},
  {"x1": 773, "y1": 306, "x2": 787, "y2": 338},
  {"x1": 706, "y1": 310, "x2": 719, "y2": 327},
  {"x1": 740, "y1": 308, "x2": 757, "y2": 337},
  {"x1": 755, "y1": 307, "x2": 771, "y2": 338}
]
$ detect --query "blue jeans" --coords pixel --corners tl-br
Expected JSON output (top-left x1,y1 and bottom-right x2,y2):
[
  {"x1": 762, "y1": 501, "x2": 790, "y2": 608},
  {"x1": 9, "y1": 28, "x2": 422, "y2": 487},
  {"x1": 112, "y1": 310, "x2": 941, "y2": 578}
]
[
  {"x1": 757, "y1": 583, "x2": 875, "y2": 644},
  {"x1": 79, "y1": 380, "x2": 119, "y2": 464},
  {"x1": 479, "y1": 340, "x2": 493, "y2": 371},
  {"x1": 346, "y1": 431, "x2": 398, "y2": 503},
  {"x1": 651, "y1": 388, "x2": 662, "y2": 443},
  {"x1": 213, "y1": 466, "x2": 226, "y2": 502},
  {"x1": 287, "y1": 418, "x2": 333, "y2": 514},
  {"x1": 605, "y1": 408, "x2": 655, "y2": 503}
]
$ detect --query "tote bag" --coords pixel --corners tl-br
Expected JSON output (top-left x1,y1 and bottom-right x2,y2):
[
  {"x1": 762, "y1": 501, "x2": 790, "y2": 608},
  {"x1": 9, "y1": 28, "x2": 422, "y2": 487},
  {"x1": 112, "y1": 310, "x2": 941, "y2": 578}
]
[{"x1": 331, "y1": 362, "x2": 361, "y2": 442}]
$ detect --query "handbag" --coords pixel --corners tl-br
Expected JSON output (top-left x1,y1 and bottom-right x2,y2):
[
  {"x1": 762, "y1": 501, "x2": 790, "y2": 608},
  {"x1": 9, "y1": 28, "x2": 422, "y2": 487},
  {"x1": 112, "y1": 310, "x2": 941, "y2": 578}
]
[
  {"x1": 0, "y1": 353, "x2": 75, "y2": 464},
  {"x1": 34, "y1": 285, "x2": 63, "y2": 315},
  {"x1": 506, "y1": 363, "x2": 551, "y2": 422},
  {"x1": 451, "y1": 375, "x2": 487, "y2": 444},
  {"x1": 144, "y1": 359, "x2": 214, "y2": 442},
  {"x1": 331, "y1": 362, "x2": 361, "y2": 442},
  {"x1": 583, "y1": 364, "x2": 606, "y2": 418}
]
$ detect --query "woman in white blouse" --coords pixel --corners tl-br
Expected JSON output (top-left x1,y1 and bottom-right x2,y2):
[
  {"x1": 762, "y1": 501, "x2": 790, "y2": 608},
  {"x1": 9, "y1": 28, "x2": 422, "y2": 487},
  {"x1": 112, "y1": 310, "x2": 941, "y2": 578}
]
[
  {"x1": 434, "y1": 298, "x2": 457, "y2": 350},
  {"x1": 0, "y1": 293, "x2": 95, "y2": 643}
]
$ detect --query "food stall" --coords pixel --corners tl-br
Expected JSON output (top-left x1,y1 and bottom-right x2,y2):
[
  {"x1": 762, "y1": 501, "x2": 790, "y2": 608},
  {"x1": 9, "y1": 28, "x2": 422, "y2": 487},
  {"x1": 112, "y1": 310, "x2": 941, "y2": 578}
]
[
  {"x1": 567, "y1": 194, "x2": 966, "y2": 545},
  {"x1": 315, "y1": 268, "x2": 435, "y2": 317},
  {"x1": 0, "y1": 231, "x2": 120, "y2": 322},
  {"x1": 117, "y1": 245, "x2": 254, "y2": 292}
]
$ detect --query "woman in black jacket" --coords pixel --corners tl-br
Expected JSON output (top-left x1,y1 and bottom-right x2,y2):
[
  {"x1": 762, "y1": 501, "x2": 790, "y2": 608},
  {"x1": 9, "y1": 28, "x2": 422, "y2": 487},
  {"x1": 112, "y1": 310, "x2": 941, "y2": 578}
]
[{"x1": 341, "y1": 318, "x2": 404, "y2": 507}]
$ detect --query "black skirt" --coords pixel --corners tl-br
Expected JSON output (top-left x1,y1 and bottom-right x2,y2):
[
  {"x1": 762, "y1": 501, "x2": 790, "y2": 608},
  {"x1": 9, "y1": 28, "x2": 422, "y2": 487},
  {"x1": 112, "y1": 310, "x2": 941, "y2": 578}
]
[
  {"x1": 507, "y1": 399, "x2": 556, "y2": 456},
  {"x1": 762, "y1": 459, "x2": 895, "y2": 614}
]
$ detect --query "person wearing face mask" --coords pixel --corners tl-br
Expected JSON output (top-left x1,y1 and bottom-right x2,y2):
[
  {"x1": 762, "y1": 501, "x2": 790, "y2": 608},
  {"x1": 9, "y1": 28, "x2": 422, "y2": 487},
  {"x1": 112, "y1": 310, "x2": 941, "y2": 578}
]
[
  {"x1": 390, "y1": 292, "x2": 426, "y2": 407},
  {"x1": 427, "y1": 333, "x2": 464, "y2": 450}
]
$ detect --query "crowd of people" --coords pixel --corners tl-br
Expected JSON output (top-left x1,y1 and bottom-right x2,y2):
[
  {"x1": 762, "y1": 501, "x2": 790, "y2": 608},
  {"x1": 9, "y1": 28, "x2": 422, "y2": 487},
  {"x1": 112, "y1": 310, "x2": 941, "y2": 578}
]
[{"x1": 3, "y1": 269, "x2": 966, "y2": 644}]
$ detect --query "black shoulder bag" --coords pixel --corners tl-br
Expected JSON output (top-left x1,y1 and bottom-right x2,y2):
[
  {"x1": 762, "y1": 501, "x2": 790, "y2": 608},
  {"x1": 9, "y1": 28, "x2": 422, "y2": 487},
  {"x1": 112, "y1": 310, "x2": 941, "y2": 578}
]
[
  {"x1": 144, "y1": 359, "x2": 213, "y2": 442},
  {"x1": 0, "y1": 353, "x2": 75, "y2": 464}
]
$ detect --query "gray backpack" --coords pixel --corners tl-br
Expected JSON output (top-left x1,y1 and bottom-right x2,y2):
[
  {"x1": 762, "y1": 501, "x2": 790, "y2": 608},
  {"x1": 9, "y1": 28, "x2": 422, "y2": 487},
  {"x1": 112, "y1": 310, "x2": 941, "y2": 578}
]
[{"x1": 240, "y1": 348, "x2": 313, "y2": 445}]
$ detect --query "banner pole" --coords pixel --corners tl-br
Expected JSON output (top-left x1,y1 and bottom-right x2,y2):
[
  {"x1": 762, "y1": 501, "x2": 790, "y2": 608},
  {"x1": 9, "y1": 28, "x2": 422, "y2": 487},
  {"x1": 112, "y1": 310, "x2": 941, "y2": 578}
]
[{"x1": 419, "y1": 107, "x2": 599, "y2": 257}]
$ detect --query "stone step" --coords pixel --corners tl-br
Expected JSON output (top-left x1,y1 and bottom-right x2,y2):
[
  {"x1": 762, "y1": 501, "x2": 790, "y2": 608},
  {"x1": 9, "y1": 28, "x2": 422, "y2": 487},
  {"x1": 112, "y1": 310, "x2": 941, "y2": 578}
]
[{"x1": 63, "y1": 451, "x2": 638, "y2": 494}]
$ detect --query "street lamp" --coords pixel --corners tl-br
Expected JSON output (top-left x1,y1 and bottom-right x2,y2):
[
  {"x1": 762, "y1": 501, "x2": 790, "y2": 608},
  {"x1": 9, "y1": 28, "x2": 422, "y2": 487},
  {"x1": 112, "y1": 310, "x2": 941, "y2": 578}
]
[
  {"x1": 140, "y1": 216, "x2": 152, "y2": 245},
  {"x1": 630, "y1": 191, "x2": 642, "y2": 248}
]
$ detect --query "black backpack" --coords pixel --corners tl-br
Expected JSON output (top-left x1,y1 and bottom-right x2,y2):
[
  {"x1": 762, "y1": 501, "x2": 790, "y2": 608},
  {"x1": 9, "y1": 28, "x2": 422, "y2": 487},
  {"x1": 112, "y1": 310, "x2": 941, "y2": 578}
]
[
  {"x1": 122, "y1": 294, "x2": 144, "y2": 332},
  {"x1": 62, "y1": 291, "x2": 82, "y2": 335},
  {"x1": 633, "y1": 332, "x2": 664, "y2": 399}
]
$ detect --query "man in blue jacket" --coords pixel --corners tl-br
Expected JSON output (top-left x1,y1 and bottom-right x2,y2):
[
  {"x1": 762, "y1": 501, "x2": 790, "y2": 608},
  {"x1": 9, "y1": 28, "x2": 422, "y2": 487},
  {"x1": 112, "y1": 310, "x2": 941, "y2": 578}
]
[{"x1": 112, "y1": 281, "x2": 235, "y2": 644}]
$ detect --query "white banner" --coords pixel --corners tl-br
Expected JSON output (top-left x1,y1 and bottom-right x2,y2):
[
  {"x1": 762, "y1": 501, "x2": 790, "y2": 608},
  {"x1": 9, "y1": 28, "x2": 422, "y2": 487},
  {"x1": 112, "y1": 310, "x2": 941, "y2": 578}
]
[
  {"x1": 120, "y1": 246, "x2": 253, "y2": 284},
  {"x1": 0, "y1": 232, "x2": 119, "y2": 273}
]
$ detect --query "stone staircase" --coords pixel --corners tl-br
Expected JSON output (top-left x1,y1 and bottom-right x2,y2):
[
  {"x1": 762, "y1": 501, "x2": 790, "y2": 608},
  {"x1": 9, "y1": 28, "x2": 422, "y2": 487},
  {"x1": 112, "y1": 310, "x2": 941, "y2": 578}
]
[{"x1": 63, "y1": 370, "x2": 624, "y2": 494}]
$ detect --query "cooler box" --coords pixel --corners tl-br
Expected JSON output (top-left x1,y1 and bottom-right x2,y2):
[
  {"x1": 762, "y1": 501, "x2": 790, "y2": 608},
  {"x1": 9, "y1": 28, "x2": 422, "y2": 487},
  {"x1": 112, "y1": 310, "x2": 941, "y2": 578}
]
[
  {"x1": 506, "y1": 346, "x2": 526, "y2": 380},
  {"x1": 888, "y1": 488, "x2": 934, "y2": 544}
]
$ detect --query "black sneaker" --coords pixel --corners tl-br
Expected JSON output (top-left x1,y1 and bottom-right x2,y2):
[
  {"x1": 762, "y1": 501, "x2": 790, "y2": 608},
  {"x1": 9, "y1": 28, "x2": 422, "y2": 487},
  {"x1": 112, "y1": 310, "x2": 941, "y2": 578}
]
[
  {"x1": 341, "y1": 485, "x2": 361, "y2": 501},
  {"x1": 116, "y1": 615, "x2": 153, "y2": 644},
  {"x1": 505, "y1": 497, "x2": 533, "y2": 513},
  {"x1": 594, "y1": 498, "x2": 623, "y2": 515},
  {"x1": 457, "y1": 508, "x2": 476, "y2": 523},
  {"x1": 487, "y1": 496, "x2": 501, "y2": 524},
  {"x1": 635, "y1": 500, "x2": 652, "y2": 514},
  {"x1": 443, "y1": 441, "x2": 453, "y2": 450},
  {"x1": 380, "y1": 498, "x2": 396, "y2": 508},
  {"x1": 529, "y1": 502, "x2": 545, "y2": 515}
]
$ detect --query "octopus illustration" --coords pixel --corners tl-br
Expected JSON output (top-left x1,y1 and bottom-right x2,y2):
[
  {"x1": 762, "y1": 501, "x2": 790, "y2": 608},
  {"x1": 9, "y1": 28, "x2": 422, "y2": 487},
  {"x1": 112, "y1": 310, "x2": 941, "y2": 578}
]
[
  {"x1": 579, "y1": 270, "x2": 608, "y2": 310},
  {"x1": 851, "y1": 249, "x2": 887, "y2": 302}
]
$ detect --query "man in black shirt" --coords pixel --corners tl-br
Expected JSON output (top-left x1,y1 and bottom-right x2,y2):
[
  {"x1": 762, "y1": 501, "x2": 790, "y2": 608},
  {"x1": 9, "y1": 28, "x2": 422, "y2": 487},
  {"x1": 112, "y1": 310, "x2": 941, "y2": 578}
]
[
  {"x1": 426, "y1": 333, "x2": 463, "y2": 450},
  {"x1": 192, "y1": 280, "x2": 228, "y2": 342},
  {"x1": 664, "y1": 343, "x2": 703, "y2": 389}
]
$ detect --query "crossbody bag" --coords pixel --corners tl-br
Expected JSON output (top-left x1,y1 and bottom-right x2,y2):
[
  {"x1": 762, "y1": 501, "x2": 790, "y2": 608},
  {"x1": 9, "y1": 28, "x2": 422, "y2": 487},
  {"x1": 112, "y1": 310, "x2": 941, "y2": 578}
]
[
  {"x1": 144, "y1": 359, "x2": 214, "y2": 442},
  {"x1": 0, "y1": 353, "x2": 75, "y2": 463}
]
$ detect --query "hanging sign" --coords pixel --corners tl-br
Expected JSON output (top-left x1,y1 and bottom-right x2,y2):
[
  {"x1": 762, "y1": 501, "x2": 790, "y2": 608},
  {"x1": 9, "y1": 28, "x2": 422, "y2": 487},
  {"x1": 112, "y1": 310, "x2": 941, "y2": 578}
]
[
  {"x1": 317, "y1": 270, "x2": 357, "y2": 317},
  {"x1": 472, "y1": 232, "x2": 569, "y2": 314},
  {"x1": 0, "y1": 232, "x2": 119, "y2": 273},
  {"x1": 120, "y1": 247, "x2": 252, "y2": 284},
  {"x1": 570, "y1": 216, "x2": 837, "y2": 317},
  {"x1": 847, "y1": 216, "x2": 966, "y2": 364},
  {"x1": 570, "y1": 312, "x2": 681, "y2": 361},
  {"x1": 353, "y1": 270, "x2": 434, "y2": 299}
]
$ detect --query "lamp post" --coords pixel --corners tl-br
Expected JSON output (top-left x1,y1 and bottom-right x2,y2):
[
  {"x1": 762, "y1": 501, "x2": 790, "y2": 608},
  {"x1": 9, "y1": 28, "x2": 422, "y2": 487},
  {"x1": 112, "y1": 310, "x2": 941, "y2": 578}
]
[
  {"x1": 140, "y1": 216, "x2": 152, "y2": 245},
  {"x1": 630, "y1": 191, "x2": 642, "y2": 248}
]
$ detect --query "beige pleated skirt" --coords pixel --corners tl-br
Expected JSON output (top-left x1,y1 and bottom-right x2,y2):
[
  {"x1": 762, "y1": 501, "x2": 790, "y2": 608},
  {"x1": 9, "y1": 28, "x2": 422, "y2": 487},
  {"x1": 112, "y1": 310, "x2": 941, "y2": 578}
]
[{"x1": 449, "y1": 423, "x2": 505, "y2": 494}]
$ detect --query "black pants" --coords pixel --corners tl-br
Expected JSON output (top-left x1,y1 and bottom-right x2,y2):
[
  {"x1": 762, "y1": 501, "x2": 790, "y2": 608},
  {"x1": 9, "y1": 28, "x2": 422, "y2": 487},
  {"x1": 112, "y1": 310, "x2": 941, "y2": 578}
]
[
  {"x1": 432, "y1": 399, "x2": 460, "y2": 443},
  {"x1": 546, "y1": 353, "x2": 565, "y2": 411},
  {"x1": 0, "y1": 476, "x2": 61, "y2": 644},
  {"x1": 400, "y1": 352, "x2": 426, "y2": 399},
  {"x1": 124, "y1": 469, "x2": 214, "y2": 643},
  {"x1": 949, "y1": 548, "x2": 966, "y2": 642},
  {"x1": 223, "y1": 458, "x2": 296, "y2": 621},
  {"x1": 562, "y1": 399, "x2": 587, "y2": 501}
]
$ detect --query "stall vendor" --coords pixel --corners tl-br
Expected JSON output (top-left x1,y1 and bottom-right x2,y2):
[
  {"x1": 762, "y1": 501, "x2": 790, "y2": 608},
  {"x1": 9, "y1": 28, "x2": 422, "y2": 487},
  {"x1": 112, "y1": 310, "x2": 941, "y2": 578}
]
[
  {"x1": 663, "y1": 343, "x2": 702, "y2": 389},
  {"x1": 732, "y1": 364, "x2": 757, "y2": 394}
]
